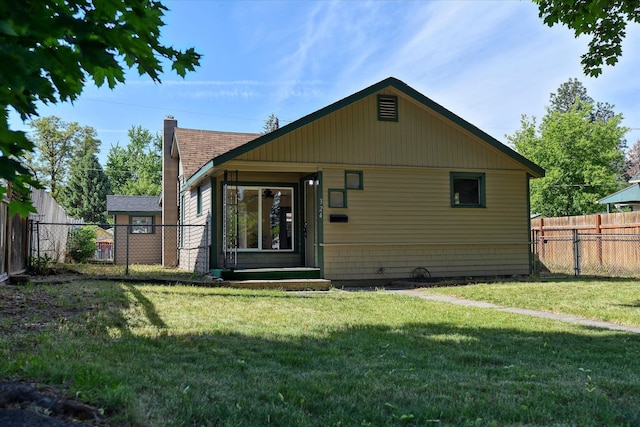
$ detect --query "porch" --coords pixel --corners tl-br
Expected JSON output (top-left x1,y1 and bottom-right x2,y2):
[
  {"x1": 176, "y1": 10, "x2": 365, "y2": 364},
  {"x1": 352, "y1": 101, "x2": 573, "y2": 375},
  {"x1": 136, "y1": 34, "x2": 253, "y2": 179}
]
[{"x1": 213, "y1": 267, "x2": 329, "y2": 291}]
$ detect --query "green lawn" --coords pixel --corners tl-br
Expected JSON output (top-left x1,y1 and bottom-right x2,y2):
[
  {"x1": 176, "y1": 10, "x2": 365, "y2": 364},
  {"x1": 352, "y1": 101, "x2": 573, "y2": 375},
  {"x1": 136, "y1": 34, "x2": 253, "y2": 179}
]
[
  {"x1": 1, "y1": 280, "x2": 639, "y2": 426},
  {"x1": 421, "y1": 278, "x2": 640, "y2": 327}
]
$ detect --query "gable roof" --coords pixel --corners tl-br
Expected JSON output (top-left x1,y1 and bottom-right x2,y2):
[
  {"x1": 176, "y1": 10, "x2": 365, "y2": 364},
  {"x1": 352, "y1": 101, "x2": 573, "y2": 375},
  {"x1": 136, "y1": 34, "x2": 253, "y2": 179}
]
[
  {"x1": 184, "y1": 77, "x2": 544, "y2": 186},
  {"x1": 106, "y1": 195, "x2": 161, "y2": 214},
  {"x1": 598, "y1": 184, "x2": 640, "y2": 205},
  {"x1": 174, "y1": 128, "x2": 259, "y2": 180}
]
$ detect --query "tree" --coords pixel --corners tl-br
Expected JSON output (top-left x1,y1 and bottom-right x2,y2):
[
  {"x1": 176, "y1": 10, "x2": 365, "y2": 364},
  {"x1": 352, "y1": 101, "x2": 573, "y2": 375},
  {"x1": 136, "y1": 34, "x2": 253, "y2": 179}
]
[
  {"x1": 548, "y1": 78, "x2": 615, "y2": 123},
  {"x1": 533, "y1": 0, "x2": 640, "y2": 77},
  {"x1": 66, "y1": 226, "x2": 98, "y2": 263},
  {"x1": 59, "y1": 152, "x2": 111, "y2": 223},
  {"x1": 105, "y1": 126, "x2": 162, "y2": 196},
  {"x1": 549, "y1": 78, "x2": 591, "y2": 113},
  {"x1": 548, "y1": 79, "x2": 627, "y2": 179},
  {"x1": 625, "y1": 139, "x2": 640, "y2": 180},
  {"x1": 508, "y1": 83, "x2": 628, "y2": 217},
  {"x1": 71, "y1": 125, "x2": 101, "y2": 160},
  {"x1": 262, "y1": 113, "x2": 280, "y2": 134},
  {"x1": 0, "y1": 0, "x2": 200, "y2": 216},
  {"x1": 25, "y1": 116, "x2": 79, "y2": 198}
]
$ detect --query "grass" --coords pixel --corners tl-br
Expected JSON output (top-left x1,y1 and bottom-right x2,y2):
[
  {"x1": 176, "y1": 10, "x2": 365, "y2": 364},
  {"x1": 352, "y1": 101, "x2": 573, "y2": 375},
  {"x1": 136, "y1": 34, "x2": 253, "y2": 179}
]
[
  {"x1": 66, "y1": 263, "x2": 199, "y2": 280},
  {"x1": 421, "y1": 278, "x2": 640, "y2": 327},
  {"x1": 1, "y1": 280, "x2": 639, "y2": 426}
]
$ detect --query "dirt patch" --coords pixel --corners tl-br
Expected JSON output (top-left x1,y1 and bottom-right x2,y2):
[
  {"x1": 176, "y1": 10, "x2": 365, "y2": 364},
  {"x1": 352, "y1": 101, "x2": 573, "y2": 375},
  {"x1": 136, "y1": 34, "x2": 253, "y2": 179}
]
[
  {"x1": 0, "y1": 281, "x2": 89, "y2": 334},
  {"x1": 1, "y1": 273, "x2": 110, "y2": 426},
  {"x1": 0, "y1": 381, "x2": 106, "y2": 426}
]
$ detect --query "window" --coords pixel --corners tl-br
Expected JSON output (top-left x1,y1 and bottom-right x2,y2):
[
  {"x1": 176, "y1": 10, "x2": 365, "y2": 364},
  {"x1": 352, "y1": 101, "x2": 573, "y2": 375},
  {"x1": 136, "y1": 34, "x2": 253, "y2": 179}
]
[
  {"x1": 196, "y1": 185, "x2": 203, "y2": 215},
  {"x1": 451, "y1": 172, "x2": 485, "y2": 208},
  {"x1": 328, "y1": 189, "x2": 347, "y2": 208},
  {"x1": 345, "y1": 170, "x2": 363, "y2": 190},
  {"x1": 130, "y1": 216, "x2": 154, "y2": 234},
  {"x1": 378, "y1": 95, "x2": 398, "y2": 121},
  {"x1": 227, "y1": 186, "x2": 294, "y2": 251}
]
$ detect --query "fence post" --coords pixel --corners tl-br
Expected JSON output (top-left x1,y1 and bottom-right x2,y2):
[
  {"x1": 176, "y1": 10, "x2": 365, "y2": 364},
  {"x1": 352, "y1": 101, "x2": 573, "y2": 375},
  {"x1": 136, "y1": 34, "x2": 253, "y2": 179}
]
[
  {"x1": 531, "y1": 229, "x2": 538, "y2": 275},
  {"x1": 539, "y1": 217, "x2": 545, "y2": 259},
  {"x1": 28, "y1": 220, "x2": 34, "y2": 268},
  {"x1": 595, "y1": 214, "x2": 602, "y2": 266},
  {"x1": 125, "y1": 225, "x2": 130, "y2": 276},
  {"x1": 573, "y1": 229, "x2": 580, "y2": 276},
  {"x1": 36, "y1": 221, "x2": 40, "y2": 261}
]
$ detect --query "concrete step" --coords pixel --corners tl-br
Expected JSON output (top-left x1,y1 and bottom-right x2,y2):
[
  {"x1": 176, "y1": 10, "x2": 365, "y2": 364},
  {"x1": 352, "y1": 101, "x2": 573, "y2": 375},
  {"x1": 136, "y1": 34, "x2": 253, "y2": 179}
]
[{"x1": 221, "y1": 278, "x2": 331, "y2": 291}]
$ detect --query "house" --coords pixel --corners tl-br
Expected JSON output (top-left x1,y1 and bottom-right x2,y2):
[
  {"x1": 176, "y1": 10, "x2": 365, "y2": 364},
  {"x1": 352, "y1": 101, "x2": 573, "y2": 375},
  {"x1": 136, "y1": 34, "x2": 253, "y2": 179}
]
[
  {"x1": 162, "y1": 77, "x2": 545, "y2": 281},
  {"x1": 106, "y1": 195, "x2": 162, "y2": 265},
  {"x1": 598, "y1": 173, "x2": 640, "y2": 212},
  {"x1": 95, "y1": 227, "x2": 114, "y2": 261}
]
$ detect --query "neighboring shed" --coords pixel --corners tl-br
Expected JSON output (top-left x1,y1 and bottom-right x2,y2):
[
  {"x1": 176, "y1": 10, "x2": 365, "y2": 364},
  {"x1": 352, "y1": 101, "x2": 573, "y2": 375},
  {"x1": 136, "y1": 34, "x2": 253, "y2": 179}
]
[
  {"x1": 598, "y1": 173, "x2": 640, "y2": 212},
  {"x1": 106, "y1": 195, "x2": 162, "y2": 265},
  {"x1": 162, "y1": 77, "x2": 545, "y2": 281}
]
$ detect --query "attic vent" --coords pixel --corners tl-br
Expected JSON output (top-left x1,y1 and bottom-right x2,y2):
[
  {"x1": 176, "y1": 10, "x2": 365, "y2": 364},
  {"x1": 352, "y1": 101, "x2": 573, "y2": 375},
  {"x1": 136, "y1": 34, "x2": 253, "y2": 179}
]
[{"x1": 377, "y1": 95, "x2": 398, "y2": 122}]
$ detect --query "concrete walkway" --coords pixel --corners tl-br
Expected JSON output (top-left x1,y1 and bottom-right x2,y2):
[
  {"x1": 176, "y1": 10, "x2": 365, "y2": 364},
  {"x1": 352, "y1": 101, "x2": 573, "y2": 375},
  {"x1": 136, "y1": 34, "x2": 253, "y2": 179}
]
[{"x1": 387, "y1": 289, "x2": 640, "y2": 334}]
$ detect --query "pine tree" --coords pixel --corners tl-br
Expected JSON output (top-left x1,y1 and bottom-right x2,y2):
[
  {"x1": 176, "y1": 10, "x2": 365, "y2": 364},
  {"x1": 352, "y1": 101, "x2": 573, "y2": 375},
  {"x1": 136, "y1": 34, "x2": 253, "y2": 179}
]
[
  {"x1": 60, "y1": 153, "x2": 111, "y2": 223},
  {"x1": 262, "y1": 113, "x2": 280, "y2": 134}
]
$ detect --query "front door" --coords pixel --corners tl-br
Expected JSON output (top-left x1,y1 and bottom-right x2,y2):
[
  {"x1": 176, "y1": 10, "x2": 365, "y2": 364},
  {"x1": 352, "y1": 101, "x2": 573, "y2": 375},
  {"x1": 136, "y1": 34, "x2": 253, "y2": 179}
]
[{"x1": 304, "y1": 176, "x2": 318, "y2": 268}]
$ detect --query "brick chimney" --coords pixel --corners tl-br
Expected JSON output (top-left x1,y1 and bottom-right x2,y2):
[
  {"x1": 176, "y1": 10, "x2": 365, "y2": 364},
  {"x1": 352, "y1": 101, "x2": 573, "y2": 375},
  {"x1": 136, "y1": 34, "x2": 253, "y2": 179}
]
[{"x1": 162, "y1": 116, "x2": 178, "y2": 267}]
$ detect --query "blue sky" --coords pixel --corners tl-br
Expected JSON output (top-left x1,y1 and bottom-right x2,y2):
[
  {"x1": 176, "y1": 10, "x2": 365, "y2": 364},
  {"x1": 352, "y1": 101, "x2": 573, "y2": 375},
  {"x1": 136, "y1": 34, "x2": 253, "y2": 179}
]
[{"x1": 9, "y1": 0, "x2": 640, "y2": 167}]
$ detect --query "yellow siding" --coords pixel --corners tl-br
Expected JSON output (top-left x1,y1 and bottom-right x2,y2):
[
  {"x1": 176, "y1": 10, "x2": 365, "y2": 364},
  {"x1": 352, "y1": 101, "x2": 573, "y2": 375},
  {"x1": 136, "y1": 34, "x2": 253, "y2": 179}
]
[
  {"x1": 323, "y1": 244, "x2": 530, "y2": 281},
  {"x1": 237, "y1": 90, "x2": 524, "y2": 172},
  {"x1": 321, "y1": 167, "x2": 531, "y2": 280},
  {"x1": 322, "y1": 167, "x2": 528, "y2": 245}
]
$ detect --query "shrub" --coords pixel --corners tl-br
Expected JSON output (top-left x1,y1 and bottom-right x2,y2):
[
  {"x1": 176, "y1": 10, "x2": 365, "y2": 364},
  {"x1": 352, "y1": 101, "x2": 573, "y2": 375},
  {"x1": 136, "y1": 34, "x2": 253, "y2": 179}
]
[{"x1": 67, "y1": 226, "x2": 97, "y2": 263}]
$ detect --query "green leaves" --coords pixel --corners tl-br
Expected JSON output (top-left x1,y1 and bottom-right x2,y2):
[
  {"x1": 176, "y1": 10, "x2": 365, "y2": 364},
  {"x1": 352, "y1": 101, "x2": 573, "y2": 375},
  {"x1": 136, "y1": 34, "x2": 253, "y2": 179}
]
[
  {"x1": 0, "y1": 0, "x2": 201, "y2": 217},
  {"x1": 0, "y1": 20, "x2": 18, "y2": 36},
  {"x1": 105, "y1": 126, "x2": 162, "y2": 196},
  {"x1": 509, "y1": 79, "x2": 628, "y2": 216},
  {"x1": 534, "y1": 0, "x2": 639, "y2": 77},
  {"x1": 27, "y1": 116, "x2": 82, "y2": 199}
]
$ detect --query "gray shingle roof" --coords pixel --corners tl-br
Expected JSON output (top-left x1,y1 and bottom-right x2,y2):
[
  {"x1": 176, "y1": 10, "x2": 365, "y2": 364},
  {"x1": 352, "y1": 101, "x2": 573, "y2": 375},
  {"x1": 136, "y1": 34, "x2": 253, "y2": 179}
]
[{"x1": 106, "y1": 195, "x2": 161, "y2": 213}]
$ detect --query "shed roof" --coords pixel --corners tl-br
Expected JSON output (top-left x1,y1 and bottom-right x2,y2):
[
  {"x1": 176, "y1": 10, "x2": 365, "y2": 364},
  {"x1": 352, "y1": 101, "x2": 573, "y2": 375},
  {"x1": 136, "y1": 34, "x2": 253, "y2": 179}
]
[
  {"x1": 173, "y1": 128, "x2": 259, "y2": 180},
  {"x1": 630, "y1": 172, "x2": 640, "y2": 183},
  {"x1": 106, "y1": 195, "x2": 161, "y2": 214},
  {"x1": 597, "y1": 184, "x2": 640, "y2": 205}
]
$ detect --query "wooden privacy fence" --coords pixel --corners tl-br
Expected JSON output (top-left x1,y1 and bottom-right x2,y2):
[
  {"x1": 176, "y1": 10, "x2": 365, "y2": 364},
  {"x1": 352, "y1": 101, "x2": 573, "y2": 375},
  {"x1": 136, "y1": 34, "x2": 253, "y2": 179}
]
[
  {"x1": 0, "y1": 201, "x2": 29, "y2": 281},
  {"x1": 1, "y1": 189, "x2": 82, "y2": 282},
  {"x1": 531, "y1": 212, "x2": 640, "y2": 277}
]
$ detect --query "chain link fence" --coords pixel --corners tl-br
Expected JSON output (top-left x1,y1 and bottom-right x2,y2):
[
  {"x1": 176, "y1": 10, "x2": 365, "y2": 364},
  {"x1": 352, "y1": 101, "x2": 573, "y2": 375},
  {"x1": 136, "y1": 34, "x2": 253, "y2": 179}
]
[
  {"x1": 30, "y1": 222, "x2": 209, "y2": 275},
  {"x1": 532, "y1": 229, "x2": 640, "y2": 278}
]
